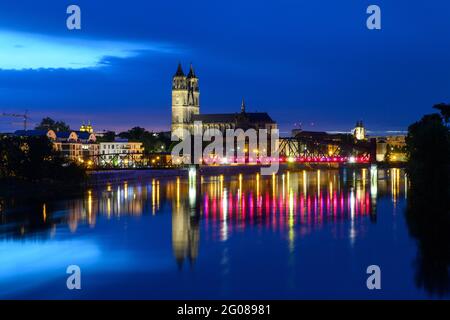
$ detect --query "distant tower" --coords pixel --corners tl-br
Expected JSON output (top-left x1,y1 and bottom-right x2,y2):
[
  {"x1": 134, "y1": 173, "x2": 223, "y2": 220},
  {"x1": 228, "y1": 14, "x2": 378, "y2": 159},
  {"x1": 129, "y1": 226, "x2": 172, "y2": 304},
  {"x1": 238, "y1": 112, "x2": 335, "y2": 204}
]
[
  {"x1": 80, "y1": 121, "x2": 93, "y2": 133},
  {"x1": 353, "y1": 120, "x2": 366, "y2": 141},
  {"x1": 241, "y1": 97, "x2": 246, "y2": 113},
  {"x1": 171, "y1": 63, "x2": 200, "y2": 138}
]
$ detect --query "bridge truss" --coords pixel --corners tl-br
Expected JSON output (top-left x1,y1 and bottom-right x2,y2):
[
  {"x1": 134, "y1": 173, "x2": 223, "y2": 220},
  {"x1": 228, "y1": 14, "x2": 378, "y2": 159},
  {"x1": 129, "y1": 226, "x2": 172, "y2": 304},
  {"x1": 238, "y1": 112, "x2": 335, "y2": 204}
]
[{"x1": 278, "y1": 137, "x2": 374, "y2": 164}]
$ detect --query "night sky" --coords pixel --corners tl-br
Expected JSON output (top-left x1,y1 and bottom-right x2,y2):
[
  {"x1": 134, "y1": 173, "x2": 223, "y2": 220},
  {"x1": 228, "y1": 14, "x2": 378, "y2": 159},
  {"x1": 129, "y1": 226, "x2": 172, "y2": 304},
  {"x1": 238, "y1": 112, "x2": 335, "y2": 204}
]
[{"x1": 0, "y1": 0, "x2": 449, "y2": 135}]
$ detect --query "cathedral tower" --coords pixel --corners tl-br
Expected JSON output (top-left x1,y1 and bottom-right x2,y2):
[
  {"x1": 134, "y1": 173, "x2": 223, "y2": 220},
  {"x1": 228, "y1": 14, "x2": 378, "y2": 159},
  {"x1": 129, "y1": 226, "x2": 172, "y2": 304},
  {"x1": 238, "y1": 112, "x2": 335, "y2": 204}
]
[
  {"x1": 171, "y1": 63, "x2": 200, "y2": 138},
  {"x1": 353, "y1": 120, "x2": 366, "y2": 141}
]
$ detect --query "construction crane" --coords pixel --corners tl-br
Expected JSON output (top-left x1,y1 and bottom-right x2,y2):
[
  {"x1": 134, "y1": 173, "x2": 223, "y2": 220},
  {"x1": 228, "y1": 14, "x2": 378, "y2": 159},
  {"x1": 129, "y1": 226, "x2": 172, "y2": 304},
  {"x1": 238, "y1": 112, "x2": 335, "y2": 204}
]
[{"x1": 1, "y1": 110, "x2": 29, "y2": 130}]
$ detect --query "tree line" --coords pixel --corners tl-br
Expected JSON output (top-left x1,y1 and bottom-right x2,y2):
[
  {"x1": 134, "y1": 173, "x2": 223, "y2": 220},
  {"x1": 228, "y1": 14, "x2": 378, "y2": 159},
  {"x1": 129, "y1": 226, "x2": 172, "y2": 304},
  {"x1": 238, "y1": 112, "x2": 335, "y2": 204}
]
[
  {"x1": 0, "y1": 135, "x2": 85, "y2": 183},
  {"x1": 405, "y1": 103, "x2": 450, "y2": 296}
]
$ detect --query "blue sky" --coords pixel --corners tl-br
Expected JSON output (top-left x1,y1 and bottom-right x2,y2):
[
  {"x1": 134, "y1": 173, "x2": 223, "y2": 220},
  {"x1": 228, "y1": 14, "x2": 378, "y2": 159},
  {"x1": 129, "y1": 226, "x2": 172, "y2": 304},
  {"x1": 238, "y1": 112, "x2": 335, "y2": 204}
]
[{"x1": 0, "y1": 0, "x2": 449, "y2": 134}]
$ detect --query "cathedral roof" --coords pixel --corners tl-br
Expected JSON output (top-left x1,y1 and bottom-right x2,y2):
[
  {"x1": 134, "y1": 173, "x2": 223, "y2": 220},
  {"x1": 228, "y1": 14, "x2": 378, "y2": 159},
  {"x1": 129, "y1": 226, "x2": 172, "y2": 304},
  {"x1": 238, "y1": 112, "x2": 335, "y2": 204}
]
[
  {"x1": 192, "y1": 112, "x2": 275, "y2": 124},
  {"x1": 192, "y1": 114, "x2": 236, "y2": 123},
  {"x1": 242, "y1": 112, "x2": 275, "y2": 123},
  {"x1": 174, "y1": 63, "x2": 185, "y2": 77}
]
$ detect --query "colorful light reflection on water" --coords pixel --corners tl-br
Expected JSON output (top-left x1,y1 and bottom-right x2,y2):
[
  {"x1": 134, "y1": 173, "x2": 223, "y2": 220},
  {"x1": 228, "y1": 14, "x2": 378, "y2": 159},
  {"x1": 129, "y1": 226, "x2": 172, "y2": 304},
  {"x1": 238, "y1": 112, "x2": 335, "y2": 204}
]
[{"x1": 0, "y1": 167, "x2": 441, "y2": 299}]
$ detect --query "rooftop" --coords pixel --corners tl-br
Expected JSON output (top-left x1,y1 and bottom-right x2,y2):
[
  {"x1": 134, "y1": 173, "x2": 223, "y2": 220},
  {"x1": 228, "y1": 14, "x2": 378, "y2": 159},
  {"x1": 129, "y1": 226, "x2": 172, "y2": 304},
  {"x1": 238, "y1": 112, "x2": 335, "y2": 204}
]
[{"x1": 192, "y1": 112, "x2": 275, "y2": 124}]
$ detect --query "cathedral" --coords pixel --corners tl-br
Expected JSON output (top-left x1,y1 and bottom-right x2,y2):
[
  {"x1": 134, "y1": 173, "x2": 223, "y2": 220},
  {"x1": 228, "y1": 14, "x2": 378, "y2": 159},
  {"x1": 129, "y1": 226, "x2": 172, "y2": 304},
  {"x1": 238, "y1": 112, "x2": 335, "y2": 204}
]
[{"x1": 171, "y1": 63, "x2": 277, "y2": 138}]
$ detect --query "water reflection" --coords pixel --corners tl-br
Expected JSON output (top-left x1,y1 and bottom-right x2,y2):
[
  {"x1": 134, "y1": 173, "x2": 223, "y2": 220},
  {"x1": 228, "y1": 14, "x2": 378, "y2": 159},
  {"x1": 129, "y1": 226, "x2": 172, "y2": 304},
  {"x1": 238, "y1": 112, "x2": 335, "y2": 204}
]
[
  {"x1": 1, "y1": 168, "x2": 408, "y2": 252},
  {"x1": 172, "y1": 171, "x2": 201, "y2": 268},
  {"x1": 406, "y1": 167, "x2": 450, "y2": 297},
  {"x1": 1, "y1": 167, "x2": 424, "y2": 298}
]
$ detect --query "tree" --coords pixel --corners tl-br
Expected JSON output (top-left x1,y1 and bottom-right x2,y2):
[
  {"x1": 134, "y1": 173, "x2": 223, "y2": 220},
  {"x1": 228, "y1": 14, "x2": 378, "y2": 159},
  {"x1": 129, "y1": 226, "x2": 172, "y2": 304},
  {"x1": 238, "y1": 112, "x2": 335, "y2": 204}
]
[
  {"x1": 406, "y1": 113, "x2": 450, "y2": 190},
  {"x1": 405, "y1": 108, "x2": 450, "y2": 296},
  {"x1": 433, "y1": 103, "x2": 450, "y2": 123},
  {"x1": 35, "y1": 117, "x2": 70, "y2": 132},
  {"x1": 118, "y1": 127, "x2": 171, "y2": 153},
  {"x1": 125, "y1": 127, "x2": 146, "y2": 140},
  {"x1": 96, "y1": 131, "x2": 116, "y2": 143},
  {"x1": 0, "y1": 136, "x2": 86, "y2": 183}
]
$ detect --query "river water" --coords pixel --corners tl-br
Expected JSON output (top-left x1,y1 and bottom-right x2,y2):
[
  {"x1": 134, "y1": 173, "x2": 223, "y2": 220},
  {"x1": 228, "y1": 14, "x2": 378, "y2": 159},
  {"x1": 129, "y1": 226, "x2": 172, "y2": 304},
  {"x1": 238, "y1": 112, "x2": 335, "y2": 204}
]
[{"x1": 0, "y1": 167, "x2": 446, "y2": 299}]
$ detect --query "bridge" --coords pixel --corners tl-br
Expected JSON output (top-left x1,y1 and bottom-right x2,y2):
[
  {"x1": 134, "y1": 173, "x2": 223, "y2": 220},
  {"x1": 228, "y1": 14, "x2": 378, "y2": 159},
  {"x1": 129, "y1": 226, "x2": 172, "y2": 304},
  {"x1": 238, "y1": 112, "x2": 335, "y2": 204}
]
[
  {"x1": 277, "y1": 135, "x2": 375, "y2": 164},
  {"x1": 78, "y1": 134, "x2": 375, "y2": 168}
]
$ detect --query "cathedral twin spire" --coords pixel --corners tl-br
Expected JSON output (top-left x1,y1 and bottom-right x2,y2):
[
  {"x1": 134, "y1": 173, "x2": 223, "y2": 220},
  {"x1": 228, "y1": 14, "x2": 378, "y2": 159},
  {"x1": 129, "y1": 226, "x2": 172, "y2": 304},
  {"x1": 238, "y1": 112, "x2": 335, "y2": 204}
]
[
  {"x1": 172, "y1": 62, "x2": 200, "y2": 127},
  {"x1": 173, "y1": 63, "x2": 198, "y2": 93},
  {"x1": 174, "y1": 63, "x2": 246, "y2": 115},
  {"x1": 174, "y1": 62, "x2": 196, "y2": 79}
]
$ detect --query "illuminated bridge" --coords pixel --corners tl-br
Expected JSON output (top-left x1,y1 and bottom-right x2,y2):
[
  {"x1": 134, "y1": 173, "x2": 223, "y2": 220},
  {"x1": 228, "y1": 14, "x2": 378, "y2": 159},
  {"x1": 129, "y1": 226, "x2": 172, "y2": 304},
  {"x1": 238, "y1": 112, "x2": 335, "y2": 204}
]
[
  {"x1": 277, "y1": 134, "x2": 375, "y2": 164},
  {"x1": 82, "y1": 135, "x2": 375, "y2": 168}
]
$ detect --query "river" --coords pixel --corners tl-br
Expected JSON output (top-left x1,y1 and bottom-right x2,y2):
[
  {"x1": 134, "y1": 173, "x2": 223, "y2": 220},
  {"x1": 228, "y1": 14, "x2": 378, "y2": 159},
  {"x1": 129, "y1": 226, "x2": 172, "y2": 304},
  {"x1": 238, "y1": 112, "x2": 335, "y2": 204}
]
[{"x1": 0, "y1": 167, "x2": 446, "y2": 299}]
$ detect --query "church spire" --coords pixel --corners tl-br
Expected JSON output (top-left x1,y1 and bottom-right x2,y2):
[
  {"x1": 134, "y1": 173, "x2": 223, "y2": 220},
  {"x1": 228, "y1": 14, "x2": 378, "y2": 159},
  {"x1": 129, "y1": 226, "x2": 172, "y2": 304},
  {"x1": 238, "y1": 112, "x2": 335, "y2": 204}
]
[
  {"x1": 174, "y1": 62, "x2": 184, "y2": 77},
  {"x1": 187, "y1": 63, "x2": 196, "y2": 78},
  {"x1": 241, "y1": 97, "x2": 246, "y2": 113}
]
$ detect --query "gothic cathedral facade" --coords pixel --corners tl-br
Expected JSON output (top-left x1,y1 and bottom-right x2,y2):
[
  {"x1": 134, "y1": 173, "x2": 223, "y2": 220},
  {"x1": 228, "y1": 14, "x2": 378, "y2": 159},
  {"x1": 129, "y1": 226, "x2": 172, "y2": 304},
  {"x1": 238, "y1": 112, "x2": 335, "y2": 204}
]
[
  {"x1": 171, "y1": 63, "x2": 199, "y2": 137},
  {"x1": 171, "y1": 63, "x2": 276, "y2": 139}
]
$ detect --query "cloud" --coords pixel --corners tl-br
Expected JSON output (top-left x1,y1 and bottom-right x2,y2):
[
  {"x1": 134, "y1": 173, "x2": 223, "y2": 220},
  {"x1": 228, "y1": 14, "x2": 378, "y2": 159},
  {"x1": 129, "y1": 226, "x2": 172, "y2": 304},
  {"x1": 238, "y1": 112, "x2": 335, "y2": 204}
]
[{"x1": 0, "y1": 29, "x2": 179, "y2": 70}]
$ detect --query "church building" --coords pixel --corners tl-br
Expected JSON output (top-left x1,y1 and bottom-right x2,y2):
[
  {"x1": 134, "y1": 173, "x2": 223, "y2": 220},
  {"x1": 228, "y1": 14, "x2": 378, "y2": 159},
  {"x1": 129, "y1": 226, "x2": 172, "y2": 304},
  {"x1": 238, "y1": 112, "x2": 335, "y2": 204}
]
[{"x1": 171, "y1": 63, "x2": 277, "y2": 138}]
